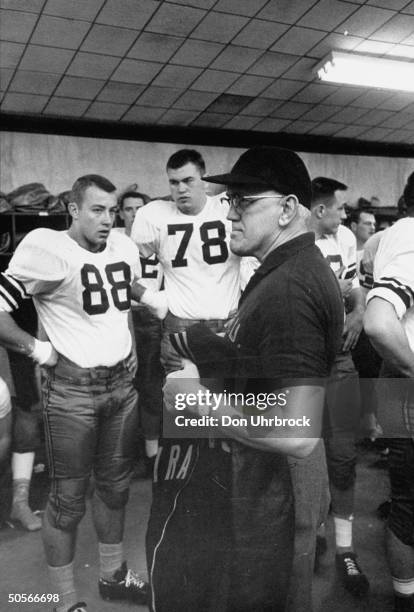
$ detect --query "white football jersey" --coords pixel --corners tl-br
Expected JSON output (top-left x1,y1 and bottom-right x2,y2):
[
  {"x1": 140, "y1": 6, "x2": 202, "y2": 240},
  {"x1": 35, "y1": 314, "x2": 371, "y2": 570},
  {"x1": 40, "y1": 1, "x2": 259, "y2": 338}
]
[
  {"x1": 112, "y1": 227, "x2": 163, "y2": 293},
  {"x1": 316, "y1": 224, "x2": 359, "y2": 291},
  {"x1": 0, "y1": 228, "x2": 141, "y2": 367},
  {"x1": 131, "y1": 195, "x2": 242, "y2": 319},
  {"x1": 367, "y1": 217, "x2": 414, "y2": 351}
]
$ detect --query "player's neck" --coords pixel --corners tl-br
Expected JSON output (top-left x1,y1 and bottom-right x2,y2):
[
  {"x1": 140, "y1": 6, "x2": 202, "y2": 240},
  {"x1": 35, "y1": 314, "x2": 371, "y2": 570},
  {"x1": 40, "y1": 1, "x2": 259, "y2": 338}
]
[
  {"x1": 180, "y1": 194, "x2": 207, "y2": 216},
  {"x1": 306, "y1": 216, "x2": 324, "y2": 240},
  {"x1": 67, "y1": 227, "x2": 106, "y2": 252}
]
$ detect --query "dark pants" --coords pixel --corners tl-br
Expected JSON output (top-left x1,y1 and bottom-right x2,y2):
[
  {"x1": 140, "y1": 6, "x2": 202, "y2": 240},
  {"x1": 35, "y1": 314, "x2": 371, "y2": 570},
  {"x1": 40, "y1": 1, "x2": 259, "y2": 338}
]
[
  {"x1": 388, "y1": 438, "x2": 414, "y2": 546},
  {"x1": 147, "y1": 439, "x2": 232, "y2": 612},
  {"x1": 42, "y1": 355, "x2": 138, "y2": 531},
  {"x1": 12, "y1": 403, "x2": 41, "y2": 453},
  {"x1": 149, "y1": 313, "x2": 293, "y2": 612},
  {"x1": 132, "y1": 306, "x2": 163, "y2": 440},
  {"x1": 376, "y1": 366, "x2": 414, "y2": 546},
  {"x1": 324, "y1": 351, "x2": 360, "y2": 517},
  {"x1": 352, "y1": 329, "x2": 382, "y2": 418}
]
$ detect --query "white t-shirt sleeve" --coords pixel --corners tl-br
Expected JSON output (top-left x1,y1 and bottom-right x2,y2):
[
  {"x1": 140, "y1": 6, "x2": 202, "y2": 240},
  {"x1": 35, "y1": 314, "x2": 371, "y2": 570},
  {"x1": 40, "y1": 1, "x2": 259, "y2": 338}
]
[
  {"x1": 0, "y1": 229, "x2": 67, "y2": 312},
  {"x1": 130, "y1": 204, "x2": 161, "y2": 258},
  {"x1": 367, "y1": 225, "x2": 414, "y2": 320}
]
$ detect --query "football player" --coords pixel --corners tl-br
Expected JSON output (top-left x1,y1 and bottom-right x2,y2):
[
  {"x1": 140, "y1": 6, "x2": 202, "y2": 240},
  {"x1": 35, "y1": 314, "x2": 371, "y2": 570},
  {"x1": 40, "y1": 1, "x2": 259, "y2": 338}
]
[
  {"x1": 309, "y1": 177, "x2": 369, "y2": 597},
  {"x1": 0, "y1": 175, "x2": 165, "y2": 612},
  {"x1": 364, "y1": 173, "x2": 414, "y2": 612}
]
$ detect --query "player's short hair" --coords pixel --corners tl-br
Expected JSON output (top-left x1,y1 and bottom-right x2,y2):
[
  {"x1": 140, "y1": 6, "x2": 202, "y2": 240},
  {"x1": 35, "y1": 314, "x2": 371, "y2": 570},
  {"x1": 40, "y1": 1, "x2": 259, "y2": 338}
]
[
  {"x1": 71, "y1": 174, "x2": 116, "y2": 206},
  {"x1": 118, "y1": 190, "x2": 149, "y2": 210},
  {"x1": 349, "y1": 207, "x2": 375, "y2": 224},
  {"x1": 166, "y1": 149, "x2": 206, "y2": 175},
  {"x1": 311, "y1": 177, "x2": 347, "y2": 208}
]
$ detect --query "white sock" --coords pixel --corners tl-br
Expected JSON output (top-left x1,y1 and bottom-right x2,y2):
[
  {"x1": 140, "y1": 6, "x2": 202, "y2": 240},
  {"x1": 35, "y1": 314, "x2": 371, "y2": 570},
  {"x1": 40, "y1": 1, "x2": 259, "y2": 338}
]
[
  {"x1": 145, "y1": 439, "x2": 158, "y2": 458},
  {"x1": 48, "y1": 561, "x2": 77, "y2": 612},
  {"x1": 99, "y1": 542, "x2": 123, "y2": 581},
  {"x1": 334, "y1": 516, "x2": 353, "y2": 550},
  {"x1": 393, "y1": 577, "x2": 414, "y2": 597}
]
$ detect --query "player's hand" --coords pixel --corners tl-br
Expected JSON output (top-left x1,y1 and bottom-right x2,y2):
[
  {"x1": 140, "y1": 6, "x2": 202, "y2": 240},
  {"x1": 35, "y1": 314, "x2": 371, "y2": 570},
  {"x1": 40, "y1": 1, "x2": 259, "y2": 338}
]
[
  {"x1": 342, "y1": 310, "x2": 363, "y2": 352},
  {"x1": 337, "y1": 278, "x2": 353, "y2": 299}
]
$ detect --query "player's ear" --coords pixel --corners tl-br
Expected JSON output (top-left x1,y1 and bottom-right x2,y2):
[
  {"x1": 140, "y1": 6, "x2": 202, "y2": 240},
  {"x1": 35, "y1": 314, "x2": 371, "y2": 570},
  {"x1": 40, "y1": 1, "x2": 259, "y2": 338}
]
[
  {"x1": 68, "y1": 202, "x2": 79, "y2": 219},
  {"x1": 316, "y1": 203, "x2": 325, "y2": 219}
]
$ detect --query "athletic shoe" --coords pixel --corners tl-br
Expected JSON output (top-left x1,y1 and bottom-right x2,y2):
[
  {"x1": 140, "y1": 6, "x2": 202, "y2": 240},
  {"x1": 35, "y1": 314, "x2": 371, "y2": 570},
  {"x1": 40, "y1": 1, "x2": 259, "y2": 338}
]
[
  {"x1": 335, "y1": 552, "x2": 369, "y2": 597},
  {"x1": 98, "y1": 562, "x2": 148, "y2": 605}
]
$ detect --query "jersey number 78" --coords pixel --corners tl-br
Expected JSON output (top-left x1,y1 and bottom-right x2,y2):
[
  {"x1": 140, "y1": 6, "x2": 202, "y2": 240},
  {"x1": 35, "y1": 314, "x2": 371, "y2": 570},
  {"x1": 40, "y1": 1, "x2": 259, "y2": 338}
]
[{"x1": 168, "y1": 221, "x2": 229, "y2": 267}]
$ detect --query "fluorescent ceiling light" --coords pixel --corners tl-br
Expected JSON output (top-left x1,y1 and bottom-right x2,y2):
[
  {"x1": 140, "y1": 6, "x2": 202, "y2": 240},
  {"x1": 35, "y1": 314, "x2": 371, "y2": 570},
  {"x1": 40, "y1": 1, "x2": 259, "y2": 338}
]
[{"x1": 316, "y1": 50, "x2": 414, "y2": 93}]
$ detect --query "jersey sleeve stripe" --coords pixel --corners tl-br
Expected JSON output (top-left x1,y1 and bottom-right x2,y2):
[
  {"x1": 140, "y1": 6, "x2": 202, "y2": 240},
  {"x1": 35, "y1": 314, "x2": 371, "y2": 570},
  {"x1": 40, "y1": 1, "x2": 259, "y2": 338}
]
[
  {"x1": 361, "y1": 274, "x2": 374, "y2": 290},
  {"x1": 1, "y1": 273, "x2": 29, "y2": 297},
  {"x1": 372, "y1": 281, "x2": 413, "y2": 310},
  {"x1": 0, "y1": 290, "x2": 16, "y2": 311},
  {"x1": 380, "y1": 276, "x2": 414, "y2": 296},
  {"x1": 0, "y1": 273, "x2": 28, "y2": 310},
  {"x1": 344, "y1": 263, "x2": 357, "y2": 279}
]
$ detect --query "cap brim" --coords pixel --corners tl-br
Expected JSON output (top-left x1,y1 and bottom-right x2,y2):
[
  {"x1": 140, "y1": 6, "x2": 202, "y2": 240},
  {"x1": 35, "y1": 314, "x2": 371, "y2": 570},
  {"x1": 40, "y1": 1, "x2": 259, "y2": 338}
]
[{"x1": 202, "y1": 173, "x2": 271, "y2": 187}]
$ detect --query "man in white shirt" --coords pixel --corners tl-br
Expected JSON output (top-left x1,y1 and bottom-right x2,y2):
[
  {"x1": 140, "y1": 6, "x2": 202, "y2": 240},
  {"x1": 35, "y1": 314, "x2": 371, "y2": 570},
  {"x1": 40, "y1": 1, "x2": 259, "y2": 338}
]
[
  {"x1": 309, "y1": 177, "x2": 369, "y2": 597},
  {"x1": 364, "y1": 173, "x2": 414, "y2": 612},
  {"x1": 0, "y1": 175, "x2": 153, "y2": 612},
  {"x1": 131, "y1": 149, "x2": 243, "y2": 327},
  {"x1": 131, "y1": 150, "x2": 249, "y2": 457}
]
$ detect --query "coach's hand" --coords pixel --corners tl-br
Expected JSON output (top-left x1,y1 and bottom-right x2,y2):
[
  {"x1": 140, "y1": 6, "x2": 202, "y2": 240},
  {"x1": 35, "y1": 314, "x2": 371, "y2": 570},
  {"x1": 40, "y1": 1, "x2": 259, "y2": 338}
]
[{"x1": 163, "y1": 360, "x2": 202, "y2": 414}]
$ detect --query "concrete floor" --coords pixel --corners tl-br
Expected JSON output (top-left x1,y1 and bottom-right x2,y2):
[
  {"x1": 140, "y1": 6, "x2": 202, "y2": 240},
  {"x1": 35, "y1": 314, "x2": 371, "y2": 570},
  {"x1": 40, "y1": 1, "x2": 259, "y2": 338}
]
[{"x1": 0, "y1": 445, "x2": 392, "y2": 612}]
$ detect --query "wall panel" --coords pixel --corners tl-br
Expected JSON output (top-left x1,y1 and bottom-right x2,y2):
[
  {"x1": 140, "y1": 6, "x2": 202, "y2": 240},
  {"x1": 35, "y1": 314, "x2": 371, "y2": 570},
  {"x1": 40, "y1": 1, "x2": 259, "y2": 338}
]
[{"x1": 1, "y1": 131, "x2": 412, "y2": 206}]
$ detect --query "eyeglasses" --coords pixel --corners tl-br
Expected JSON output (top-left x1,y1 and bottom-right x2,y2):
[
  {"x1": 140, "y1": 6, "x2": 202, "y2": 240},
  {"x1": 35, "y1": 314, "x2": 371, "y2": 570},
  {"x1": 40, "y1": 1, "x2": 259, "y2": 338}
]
[{"x1": 221, "y1": 194, "x2": 285, "y2": 215}]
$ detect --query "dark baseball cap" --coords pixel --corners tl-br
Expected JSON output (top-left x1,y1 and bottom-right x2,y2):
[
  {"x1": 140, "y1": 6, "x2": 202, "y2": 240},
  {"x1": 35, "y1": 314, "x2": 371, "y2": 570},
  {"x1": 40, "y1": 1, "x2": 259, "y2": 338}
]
[{"x1": 203, "y1": 146, "x2": 312, "y2": 208}]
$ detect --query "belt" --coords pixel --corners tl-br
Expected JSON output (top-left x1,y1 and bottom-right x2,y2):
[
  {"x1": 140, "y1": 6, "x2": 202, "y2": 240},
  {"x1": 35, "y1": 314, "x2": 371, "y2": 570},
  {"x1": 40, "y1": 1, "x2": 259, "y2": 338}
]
[
  {"x1": 53, "y1": 353, "x2": 131, "y2": 382},
  {"x1": 165, "y1": 311, "x2": 231, "y2": 333}
]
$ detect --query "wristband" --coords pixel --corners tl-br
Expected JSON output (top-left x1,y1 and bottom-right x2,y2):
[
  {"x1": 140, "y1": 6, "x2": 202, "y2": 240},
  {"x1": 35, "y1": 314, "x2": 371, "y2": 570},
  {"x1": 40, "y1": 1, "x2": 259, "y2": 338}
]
[{"x1": 30, "y1": 338, "x2": 53, "y2": 365}]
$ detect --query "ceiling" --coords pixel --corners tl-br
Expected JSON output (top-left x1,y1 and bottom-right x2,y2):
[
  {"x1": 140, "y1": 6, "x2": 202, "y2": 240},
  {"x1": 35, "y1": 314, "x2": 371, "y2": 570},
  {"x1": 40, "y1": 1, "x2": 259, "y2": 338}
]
[{"x1": 1, "y1": 0, "x2": 414, "y2": 153}]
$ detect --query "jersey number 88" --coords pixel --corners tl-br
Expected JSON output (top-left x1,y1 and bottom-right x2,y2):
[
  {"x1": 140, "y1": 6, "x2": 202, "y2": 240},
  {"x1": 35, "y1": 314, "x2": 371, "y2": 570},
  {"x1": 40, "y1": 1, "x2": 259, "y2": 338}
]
[{"x1": 81, "y1": 262, "x2": 131, "y2": 315}]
